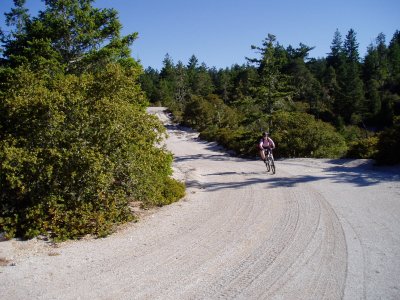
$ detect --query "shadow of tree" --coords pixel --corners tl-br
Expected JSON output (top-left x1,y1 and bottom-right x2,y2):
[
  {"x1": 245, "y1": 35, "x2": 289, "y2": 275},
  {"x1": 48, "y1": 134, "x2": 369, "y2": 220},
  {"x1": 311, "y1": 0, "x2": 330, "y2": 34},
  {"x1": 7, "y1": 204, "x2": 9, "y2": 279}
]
[
  {"x1": 168, "y1": 123, "x2": 399, "y2": 191},
  {"x1": 324, "y1": 159, "x2": 399, "y2": 187},
  {"x1": 174, "y1": 153, "x2": 242, "y2": 163},
  {"x1": 182, "y1": 157, "x2": 399, "y2": 193}
]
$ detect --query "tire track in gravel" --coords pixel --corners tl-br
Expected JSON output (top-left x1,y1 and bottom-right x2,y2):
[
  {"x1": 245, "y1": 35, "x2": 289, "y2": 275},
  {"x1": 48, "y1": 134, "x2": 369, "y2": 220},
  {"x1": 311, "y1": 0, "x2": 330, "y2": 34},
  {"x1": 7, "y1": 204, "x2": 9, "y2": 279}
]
[
  {"x1": 0, "y1": 108, "x2": 348, "y2": 300},
  {"x1": 144, "y1": 108, "x2": 348, "y2": 299},
  {"x1": 197, "y1": 173, "x2": 347, "y2": 300}
]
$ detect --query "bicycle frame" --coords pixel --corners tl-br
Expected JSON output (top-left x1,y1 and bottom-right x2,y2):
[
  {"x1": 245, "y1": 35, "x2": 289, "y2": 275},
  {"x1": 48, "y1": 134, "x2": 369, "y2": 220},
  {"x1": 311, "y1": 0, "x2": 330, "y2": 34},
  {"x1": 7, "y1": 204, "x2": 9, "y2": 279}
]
[{"x1": 263, "y1": 148, "x2": 275, "y2": 174}]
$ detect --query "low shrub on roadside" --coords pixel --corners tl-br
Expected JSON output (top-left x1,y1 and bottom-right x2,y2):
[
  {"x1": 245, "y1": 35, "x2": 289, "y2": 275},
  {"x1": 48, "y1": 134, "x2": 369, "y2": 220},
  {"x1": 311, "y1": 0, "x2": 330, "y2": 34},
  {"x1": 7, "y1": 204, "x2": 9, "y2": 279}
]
[
  {"x1": 0, "y1": 64, "x2": 184, "y2": 241},
  {"x1": 375, "y1": 117, "x2": 400, "y2": 165},
  {"x1": 346, "y1": 136, "x2": 379, "y2": 159}
]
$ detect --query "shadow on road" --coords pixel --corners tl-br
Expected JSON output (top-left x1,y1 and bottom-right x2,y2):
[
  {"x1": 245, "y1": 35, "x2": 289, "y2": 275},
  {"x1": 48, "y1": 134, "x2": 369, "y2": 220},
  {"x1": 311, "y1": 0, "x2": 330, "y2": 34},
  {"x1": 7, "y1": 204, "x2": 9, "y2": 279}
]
[
  {"x1": 179, "y1": 154, "x2": 399, "y2": 192},
  {"x1": 174, "y1": 153, "x2": 241, "y2": 163},
  {"x1": 169, "y1": 122, "x2": 399, "y2": 191}
]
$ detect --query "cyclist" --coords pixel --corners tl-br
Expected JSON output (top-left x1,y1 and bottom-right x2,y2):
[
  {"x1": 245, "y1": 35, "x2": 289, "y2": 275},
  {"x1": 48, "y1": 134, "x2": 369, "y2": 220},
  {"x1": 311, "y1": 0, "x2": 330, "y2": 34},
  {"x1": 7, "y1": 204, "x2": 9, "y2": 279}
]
[{"x1": 259, "y1": 132, "x2": 275, "y2": 162}]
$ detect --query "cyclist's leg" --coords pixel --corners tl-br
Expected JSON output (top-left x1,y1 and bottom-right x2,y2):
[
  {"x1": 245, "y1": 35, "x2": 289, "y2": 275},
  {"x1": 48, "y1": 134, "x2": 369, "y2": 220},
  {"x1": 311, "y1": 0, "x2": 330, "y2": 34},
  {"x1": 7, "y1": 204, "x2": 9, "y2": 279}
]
[{"x1": 260, "y1": 148, "x2": 266, "y2": 161}]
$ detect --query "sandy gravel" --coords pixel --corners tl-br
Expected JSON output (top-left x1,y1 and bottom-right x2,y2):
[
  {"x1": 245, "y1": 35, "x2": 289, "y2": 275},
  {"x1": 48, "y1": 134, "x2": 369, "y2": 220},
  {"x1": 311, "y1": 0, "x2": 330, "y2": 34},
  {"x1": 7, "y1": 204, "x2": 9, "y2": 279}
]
[{"x1": 1, "y1": 107, "x2": 399, "y2": 300}]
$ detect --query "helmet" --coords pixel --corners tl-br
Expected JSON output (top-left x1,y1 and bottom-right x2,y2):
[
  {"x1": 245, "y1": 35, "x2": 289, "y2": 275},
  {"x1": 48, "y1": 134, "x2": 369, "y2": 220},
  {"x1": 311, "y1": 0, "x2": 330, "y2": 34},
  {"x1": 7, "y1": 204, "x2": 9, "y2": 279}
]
[{"x1": 262, "y1": 132, "x2": 269, "y2": 137}]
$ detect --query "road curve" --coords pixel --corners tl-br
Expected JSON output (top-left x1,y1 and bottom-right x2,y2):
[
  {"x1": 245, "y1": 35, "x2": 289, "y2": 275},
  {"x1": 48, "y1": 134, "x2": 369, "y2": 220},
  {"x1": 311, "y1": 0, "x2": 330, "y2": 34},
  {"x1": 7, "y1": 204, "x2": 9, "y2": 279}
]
[{"x1": 0, "y1": 107, "x2": 399, "y2": 300}]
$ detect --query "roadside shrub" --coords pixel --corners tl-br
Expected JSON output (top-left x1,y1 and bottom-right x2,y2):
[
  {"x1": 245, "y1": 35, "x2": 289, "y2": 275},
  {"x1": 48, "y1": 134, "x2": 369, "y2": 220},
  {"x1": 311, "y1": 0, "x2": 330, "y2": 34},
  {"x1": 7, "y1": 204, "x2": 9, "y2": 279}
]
[
  {"x1": 375, "y1": 117, "x2": 400, "y2": 165},
  {"x1": 339, "y1": 125, "x2": 366, "y2": 143},
  {"x1": 270, "y1": 111, "x2": 347, "y2": 158},
  {"x1": 199, "y1": 127, "x2": 255, "y2": 156},
  {"x1": 0, "y1": 64, "x2": 183, "y2": 240},
  {"x1": 346, "y1": 136, "x2": 379, "y2": 159},
  {"x1": 160, "y1": 177, "x2": 185, "y2": 206},
  {"x1": 183, "y1": 94, "x2": 242, "y2": 132}
]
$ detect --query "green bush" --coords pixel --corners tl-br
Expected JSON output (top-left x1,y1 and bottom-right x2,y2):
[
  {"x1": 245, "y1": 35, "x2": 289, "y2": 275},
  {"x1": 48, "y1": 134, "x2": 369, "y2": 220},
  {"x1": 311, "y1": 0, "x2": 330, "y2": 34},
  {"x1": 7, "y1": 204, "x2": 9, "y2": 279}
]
[
  {"x1": 195, "y1": 110, "x2": 347, "y2": 159},
  {"x1": 375, "y1": 117, "x2": 400, "y2": 165},
  {"x1": 339, "y1": 125, "x2": 366, "y2": 143},
  {"x1": 160, "y1": 177, "x2": 186, "y2": 206},
  {"x1": 183, "y1": 94, "x2": 242, "y2": 131},
  {"x1": 199, "y1": 127, "x2": 256, "y2": 156},
  {"x1": 0, "y1": 64, "x2": 184, "y2": 240},
  {"x1": 346, "y1": 136, "x2": 379, "y2": 159},
  {"x1": 270, "y1": 111, "x2": 347, "y2": 158}
]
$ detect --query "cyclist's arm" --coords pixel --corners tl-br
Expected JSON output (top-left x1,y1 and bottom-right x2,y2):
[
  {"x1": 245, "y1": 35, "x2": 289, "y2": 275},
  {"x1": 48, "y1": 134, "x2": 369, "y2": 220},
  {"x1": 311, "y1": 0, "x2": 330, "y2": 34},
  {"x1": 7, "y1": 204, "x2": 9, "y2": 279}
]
[
  {"x1": 268, "y1": 137, "x2": 276, "y2": 149},
  {"x1": 258, "y1": 140, "x2": 264, "y2": 150}
]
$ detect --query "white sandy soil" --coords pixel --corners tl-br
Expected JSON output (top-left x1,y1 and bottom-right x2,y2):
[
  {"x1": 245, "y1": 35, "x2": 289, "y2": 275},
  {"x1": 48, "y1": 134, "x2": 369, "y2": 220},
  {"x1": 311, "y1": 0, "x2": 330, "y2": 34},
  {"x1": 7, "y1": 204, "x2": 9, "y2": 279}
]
[{"x1": 0, "y1": 107, "x2": 399, "y2": 299}]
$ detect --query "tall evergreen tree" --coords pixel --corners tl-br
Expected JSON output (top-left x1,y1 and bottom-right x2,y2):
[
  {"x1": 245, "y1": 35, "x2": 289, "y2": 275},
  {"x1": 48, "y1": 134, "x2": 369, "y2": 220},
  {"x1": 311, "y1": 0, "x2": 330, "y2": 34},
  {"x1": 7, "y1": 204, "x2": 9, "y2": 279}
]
[
  {"x1": 195, "y1": 62, "x2": 214, "y2": 96},
  {"x1": 3, "y1": 0, "x2": 29, "y2": 34},
  {"x1": 139, "y1": 67, "x2": 160, "y2": 103},
  {"x1": 343, "y1": 29, "x2": 360, "y2": 62},
  {"x1": 327, "y1": 29, "x2": 345, "y2": 69},
  {"x1": 1, "y1": 0, "x2": 138, "y2": 73},
  {"x1": 186, "y1": 54, "x2": 202, "y2": 95},
  {"x1": 174, "y1": 61, "x2": 189, "y2": 104},
  {"x1": 212, "y1": 67, "x2": 232, "y2": 103},
  {"x1": 247, "y1": 34, "x2": 293, "y2": 115},
  {"x1": 379, "y1": 31, "x2": 400, "y2": 126},
  {"x1": 158, "y1": 53, "x2": 176, "y2": 105},
  {"x1": 285, "y1": 43, "x2": 322, "y2": 115},
  {"x1": 363, "y1": 33, "x2": 390, "y2": 122},
  {"x1": 334, "y1": 29, "x2": 365, "y2": 124},
  {"x1": 388, "y1": 30, "x2": 400, "y2": 92},
  {"x1": 160, "y1": 53, "x2": 175, "y2": 79}
]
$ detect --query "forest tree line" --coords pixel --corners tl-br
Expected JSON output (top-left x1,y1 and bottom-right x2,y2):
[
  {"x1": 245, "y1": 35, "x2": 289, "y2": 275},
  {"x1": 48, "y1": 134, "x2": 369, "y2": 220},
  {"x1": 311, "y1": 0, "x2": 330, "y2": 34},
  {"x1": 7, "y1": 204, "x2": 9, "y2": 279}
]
[
  {"x1": 0, "y1": 0, "x2": 184, "y2": 240},
  {"x1": 140, "y1": 30, "x2": 400, "y2": 164}
]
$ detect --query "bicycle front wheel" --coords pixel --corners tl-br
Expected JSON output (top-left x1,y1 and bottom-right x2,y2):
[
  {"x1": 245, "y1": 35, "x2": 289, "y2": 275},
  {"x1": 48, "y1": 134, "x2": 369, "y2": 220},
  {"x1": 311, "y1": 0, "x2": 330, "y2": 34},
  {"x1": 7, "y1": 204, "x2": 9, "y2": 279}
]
[
  {"x1": 270, "y1": 159, "x2": 276, "y2": 174},
  {"x1": 265, "y1": 159, "x2": 270, "y2": 172}
]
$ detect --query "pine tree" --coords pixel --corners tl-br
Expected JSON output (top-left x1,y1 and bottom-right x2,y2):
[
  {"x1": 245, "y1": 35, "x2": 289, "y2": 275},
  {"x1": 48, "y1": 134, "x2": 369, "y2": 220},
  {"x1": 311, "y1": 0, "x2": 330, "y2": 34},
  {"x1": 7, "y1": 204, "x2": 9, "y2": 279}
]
[
  {"x1": 285, "y1": 43, "x2": 322, "y2": 115},
  {"x1": 388, "y1": 31, "x2": 400, "y2": 92},
  {"x1": 174, "y1": 61, "x2": 189, "y2": 104},
  {"x1": 158, "y1": 54, "x2": 176, "y2": 106},
  {"x1": 327, "y1": 29, "x2": 345, "y2": 69},
  {"x1": 186, "y1": 54, "x2": 202, "y2": 95},
  {"x1": 333, "y1": 29, "x2": 365, "y2": 124},
  {"x1": 247, "y1": 34, "x2": 294, "y2": 115},
  {"x1": 140, "y1": 67, "x2": 160, "y2": 103},
  {"x1": 363, "y1": 33, "x2": 390, "y2": 122},
  {"x1": 1, "y1": 0, "x2": 138, "y2": 73},
  {"x1": 160, "y1": 53, "x2": 175, "y2": 79},
  {"x1": 3, "y1": 0, "x2": 30, "y2": 34}
]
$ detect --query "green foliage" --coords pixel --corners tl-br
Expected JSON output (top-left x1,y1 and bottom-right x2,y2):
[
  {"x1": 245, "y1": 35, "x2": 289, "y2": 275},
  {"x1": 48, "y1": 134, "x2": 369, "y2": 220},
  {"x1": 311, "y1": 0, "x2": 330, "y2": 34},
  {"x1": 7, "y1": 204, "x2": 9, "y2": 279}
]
[
  {"x1": 199, "y1": 127, "x2": 253, "y2": 156},
  {"x1": 346, "y1": 136, "x2": 379, "y2": 159},
  {"x1": 339, "y1": 125, "x2": 366, "y2": 143},
  {"x1": 1, "y1": 0, "x2": 137, "y2": 74},
  {"x1": 247, "y1": 34, "x2": 294, "y2": 114},
  {"x1": 0, "y1": 64, "x2": 183, "y2": 240},
  {"x1": 375, "y1": 117, "x2": 400, "y2": 164},
  {"x1": 198, "y1": 110, "x2": 347, "y2": 159},
  {"x1": 140, "y1": 30, "x2": 400, "y2": 164},
  {"x1": 159, "y1": 177, "x2": 185, "y2": 206},
  {"x1": 183, "y1": 94, "x2": 241, "y2": 132},
  {"x1": 0, "y1": 0, "x2": 186, "y2": 242},
  {"x1": 270, "y1": 111, "x2": 347, "y2": 158}
]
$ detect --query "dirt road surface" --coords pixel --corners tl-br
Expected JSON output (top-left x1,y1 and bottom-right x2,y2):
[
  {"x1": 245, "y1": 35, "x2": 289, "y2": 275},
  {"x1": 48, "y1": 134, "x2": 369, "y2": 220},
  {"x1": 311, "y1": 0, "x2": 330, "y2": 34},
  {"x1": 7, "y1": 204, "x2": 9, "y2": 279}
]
[{"x1": 1, "y1": 107, "x2": 399, "y2": 299}]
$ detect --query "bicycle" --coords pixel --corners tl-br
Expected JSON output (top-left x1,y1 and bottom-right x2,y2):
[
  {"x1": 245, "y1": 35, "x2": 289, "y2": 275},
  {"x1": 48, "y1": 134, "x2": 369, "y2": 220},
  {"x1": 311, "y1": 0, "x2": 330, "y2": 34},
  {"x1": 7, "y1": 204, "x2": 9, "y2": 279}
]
[{"x1": 263, "y1": 148, "x2": 276, "y2": 174}]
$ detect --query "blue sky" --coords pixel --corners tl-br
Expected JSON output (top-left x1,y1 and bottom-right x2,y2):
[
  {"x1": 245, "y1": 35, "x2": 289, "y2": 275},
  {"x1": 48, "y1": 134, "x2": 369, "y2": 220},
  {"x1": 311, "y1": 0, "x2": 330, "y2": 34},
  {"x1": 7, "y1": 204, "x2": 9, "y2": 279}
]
[{"x1": 1, "y1": 0, "x2": 399, "y2": 70}]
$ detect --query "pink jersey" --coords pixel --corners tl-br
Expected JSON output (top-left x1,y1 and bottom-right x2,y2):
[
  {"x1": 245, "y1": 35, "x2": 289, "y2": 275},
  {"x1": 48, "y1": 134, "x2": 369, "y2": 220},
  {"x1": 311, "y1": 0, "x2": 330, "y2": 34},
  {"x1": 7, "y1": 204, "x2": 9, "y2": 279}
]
[{"x1": 259, "y1": 137, "x2": 275, "y2": 149}]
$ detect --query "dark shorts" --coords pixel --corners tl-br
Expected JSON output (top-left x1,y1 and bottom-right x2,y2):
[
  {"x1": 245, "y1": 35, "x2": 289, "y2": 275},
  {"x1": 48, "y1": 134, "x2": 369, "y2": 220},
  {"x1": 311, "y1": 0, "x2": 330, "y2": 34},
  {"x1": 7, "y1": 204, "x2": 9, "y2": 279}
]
[{"x1": 262, "y1": 147, "x2": 272, "y2": 154}]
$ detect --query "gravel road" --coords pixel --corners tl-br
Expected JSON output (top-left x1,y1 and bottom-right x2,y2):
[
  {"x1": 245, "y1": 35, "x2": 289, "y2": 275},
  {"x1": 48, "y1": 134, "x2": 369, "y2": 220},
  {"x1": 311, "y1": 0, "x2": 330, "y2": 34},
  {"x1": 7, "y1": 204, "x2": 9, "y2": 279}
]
[{"x1": 1, "y1": 107, "x2": 399, "y2": 300}]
